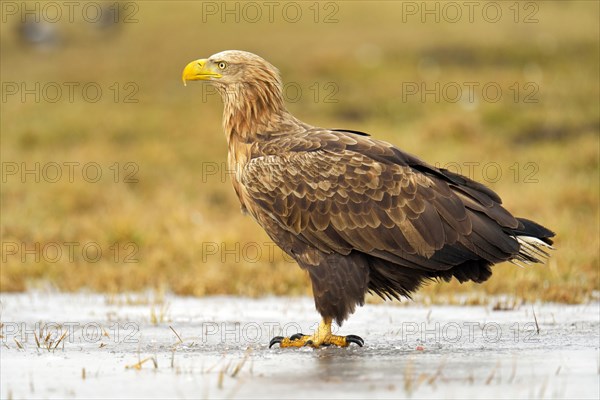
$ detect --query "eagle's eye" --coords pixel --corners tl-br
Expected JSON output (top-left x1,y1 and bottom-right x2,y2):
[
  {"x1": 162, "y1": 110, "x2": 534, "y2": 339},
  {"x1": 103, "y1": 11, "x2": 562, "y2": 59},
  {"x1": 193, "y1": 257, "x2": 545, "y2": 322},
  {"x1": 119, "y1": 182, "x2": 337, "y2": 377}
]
[{"x1": 217, "y1": 62, "x2": 227, "y2": 70}]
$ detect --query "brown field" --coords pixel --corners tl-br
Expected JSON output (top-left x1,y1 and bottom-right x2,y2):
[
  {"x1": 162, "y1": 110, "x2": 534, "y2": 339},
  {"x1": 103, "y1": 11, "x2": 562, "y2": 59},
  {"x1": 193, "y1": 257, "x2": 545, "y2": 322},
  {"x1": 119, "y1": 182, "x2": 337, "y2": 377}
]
[{"x1": 1, "y1": 1, "x2": 598, "y2": 303}]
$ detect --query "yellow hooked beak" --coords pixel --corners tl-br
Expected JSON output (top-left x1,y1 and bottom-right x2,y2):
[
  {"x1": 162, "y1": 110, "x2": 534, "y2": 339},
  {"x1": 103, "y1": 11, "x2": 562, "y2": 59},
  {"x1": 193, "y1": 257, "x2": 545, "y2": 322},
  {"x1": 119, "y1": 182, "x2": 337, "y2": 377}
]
[{"x1": 182, "y1": 59, "x2": 222, "y2": 86}]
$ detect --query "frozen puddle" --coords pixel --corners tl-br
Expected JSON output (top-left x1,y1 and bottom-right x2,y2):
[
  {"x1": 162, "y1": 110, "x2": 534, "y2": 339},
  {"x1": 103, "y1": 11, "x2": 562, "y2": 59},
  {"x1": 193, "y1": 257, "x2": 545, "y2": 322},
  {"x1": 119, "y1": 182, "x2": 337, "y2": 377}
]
[{"x1": 1, "y1": 292, "x2": 598, "y2": 399}]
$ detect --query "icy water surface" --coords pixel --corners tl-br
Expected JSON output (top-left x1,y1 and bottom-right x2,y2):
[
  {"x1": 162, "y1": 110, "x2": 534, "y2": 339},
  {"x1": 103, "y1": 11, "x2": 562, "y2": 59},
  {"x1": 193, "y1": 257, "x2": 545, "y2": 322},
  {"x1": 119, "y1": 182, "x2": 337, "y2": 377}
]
[{"x1": 1, "y1": 292, "x2": 598, "y2": 399}]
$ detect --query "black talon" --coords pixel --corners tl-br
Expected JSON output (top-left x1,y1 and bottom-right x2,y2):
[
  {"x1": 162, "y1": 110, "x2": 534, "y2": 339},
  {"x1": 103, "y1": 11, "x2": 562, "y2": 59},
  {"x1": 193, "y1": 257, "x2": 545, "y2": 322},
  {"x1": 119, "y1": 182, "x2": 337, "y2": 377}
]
[
  {"x1": 269, "y1": 336, "x2": 284, "y2": 348},
  {"x1": 290, "y1": 333, "x2": 305, "y2": 341},
  {"x1": 304, "y1": 340, "x2": 313, "y2": 347},
  {"x1": 346, "y1": 335, "x2": 364, "y2": 347}
]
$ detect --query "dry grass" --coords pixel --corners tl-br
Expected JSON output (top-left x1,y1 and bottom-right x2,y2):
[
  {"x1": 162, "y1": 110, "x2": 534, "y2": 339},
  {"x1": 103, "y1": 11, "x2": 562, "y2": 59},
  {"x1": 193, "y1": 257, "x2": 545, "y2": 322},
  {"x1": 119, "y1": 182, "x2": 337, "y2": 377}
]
[{"x1": 1, "y1": 2, "x2": 598, "y2": 303}]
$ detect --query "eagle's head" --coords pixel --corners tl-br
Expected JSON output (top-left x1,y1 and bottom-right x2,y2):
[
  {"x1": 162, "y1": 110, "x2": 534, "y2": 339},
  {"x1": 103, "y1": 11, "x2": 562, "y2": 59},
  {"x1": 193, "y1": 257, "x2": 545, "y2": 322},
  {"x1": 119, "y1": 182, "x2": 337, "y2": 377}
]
[
  {"x1": 182, "y1": 50, "x2": 282, "y2": 94},
  {"x1": 182, "y1": 50, "x2": 291, "y2": 136}
]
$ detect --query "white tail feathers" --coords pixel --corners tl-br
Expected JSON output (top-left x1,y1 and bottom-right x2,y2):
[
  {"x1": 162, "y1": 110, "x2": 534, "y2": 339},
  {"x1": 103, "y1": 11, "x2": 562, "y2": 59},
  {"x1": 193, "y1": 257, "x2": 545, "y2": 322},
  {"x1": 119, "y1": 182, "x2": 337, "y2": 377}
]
[{"x1": 510, "y1": 235, "x2": 554, "y2": 267}]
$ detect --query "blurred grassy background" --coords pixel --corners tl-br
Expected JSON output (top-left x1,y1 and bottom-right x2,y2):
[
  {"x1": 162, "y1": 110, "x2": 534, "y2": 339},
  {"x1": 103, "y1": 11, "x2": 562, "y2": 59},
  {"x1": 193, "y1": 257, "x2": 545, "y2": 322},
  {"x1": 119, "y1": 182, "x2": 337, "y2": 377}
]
[{"x1": 1, "y1": 1, "x2": 598, "y2": 303}]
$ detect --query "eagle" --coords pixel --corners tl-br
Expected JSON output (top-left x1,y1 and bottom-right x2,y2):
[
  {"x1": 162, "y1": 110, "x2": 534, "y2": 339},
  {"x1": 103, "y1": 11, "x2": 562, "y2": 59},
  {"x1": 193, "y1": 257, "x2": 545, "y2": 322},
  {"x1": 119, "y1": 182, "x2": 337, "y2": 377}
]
[{"x1": 182, "y1": 50, "x2": 554, "y2": 348}]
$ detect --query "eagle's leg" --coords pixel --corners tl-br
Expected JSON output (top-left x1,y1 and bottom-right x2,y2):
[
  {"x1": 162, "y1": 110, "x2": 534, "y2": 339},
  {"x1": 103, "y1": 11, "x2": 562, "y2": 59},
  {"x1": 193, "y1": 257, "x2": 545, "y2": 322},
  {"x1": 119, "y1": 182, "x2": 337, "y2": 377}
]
[{"x1": 269, "y1": 318, "x2": 364, "y2": 348}]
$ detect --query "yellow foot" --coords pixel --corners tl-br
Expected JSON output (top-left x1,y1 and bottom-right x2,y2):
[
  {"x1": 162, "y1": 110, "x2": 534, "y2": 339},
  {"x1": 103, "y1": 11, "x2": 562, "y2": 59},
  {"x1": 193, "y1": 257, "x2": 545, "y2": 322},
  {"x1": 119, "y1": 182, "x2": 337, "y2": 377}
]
[
  {"x1": 269, "y1": 318, "x2": 364, "y2": 348},
  {"x1": 269, "y1": 333, "x2": 363, "y2": 348}
]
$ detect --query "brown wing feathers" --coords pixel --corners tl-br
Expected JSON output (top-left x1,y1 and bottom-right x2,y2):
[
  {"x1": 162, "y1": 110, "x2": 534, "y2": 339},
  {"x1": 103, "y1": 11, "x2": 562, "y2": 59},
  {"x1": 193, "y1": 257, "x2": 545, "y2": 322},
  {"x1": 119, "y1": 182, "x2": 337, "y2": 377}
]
[{"x1": 246, "y1": 130, "x2": 483, "y2": 260}]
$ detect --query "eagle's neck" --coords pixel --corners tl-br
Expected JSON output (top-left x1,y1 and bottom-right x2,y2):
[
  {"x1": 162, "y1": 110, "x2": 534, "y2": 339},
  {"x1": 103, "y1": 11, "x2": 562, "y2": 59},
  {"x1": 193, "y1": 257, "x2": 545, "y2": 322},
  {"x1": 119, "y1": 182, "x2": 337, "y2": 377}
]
[
  {"x1": 218, "y1": 80, "x2": 299, "y2": 214},
  {"x1": 219, "y1": 81, "x2": 304, "y2": 144}
]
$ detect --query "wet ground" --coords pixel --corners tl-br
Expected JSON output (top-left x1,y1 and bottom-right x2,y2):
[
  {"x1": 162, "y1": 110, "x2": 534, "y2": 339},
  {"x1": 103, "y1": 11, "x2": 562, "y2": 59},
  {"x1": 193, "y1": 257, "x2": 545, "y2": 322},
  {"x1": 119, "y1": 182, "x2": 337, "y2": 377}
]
[{"x1": 1, "y1": 292, "x2": 598, "y2": 399}]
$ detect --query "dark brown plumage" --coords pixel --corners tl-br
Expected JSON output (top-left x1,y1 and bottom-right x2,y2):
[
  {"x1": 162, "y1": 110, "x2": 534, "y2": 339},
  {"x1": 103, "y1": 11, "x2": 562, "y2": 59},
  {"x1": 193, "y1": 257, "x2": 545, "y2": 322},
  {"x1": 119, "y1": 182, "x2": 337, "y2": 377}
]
[{"x1": 182, "y1": 50, "x2": 554, "y2": 346}]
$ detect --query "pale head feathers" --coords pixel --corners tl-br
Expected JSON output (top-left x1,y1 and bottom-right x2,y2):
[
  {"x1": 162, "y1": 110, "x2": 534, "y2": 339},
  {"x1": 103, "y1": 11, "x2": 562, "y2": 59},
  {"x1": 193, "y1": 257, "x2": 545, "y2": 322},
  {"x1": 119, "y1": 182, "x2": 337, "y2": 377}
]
[{"x1": 204, "y1": 50, "x2": 304, "y2": 139}]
